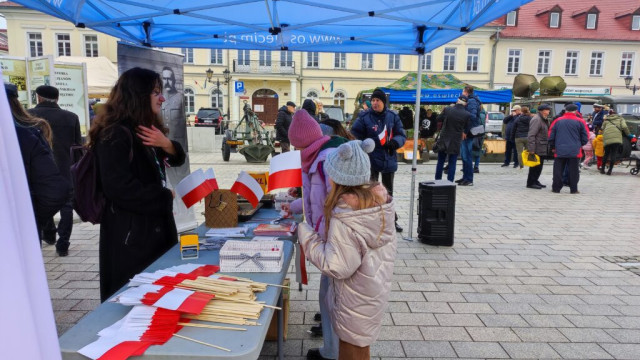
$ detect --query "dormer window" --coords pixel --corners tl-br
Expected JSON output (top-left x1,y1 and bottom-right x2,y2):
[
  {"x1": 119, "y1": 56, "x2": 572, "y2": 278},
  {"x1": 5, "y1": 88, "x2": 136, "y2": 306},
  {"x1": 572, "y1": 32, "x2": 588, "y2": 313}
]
[
  {"x1": 550, "y1": 12, "x2": 560, "y2": 28},
  {"x1": 586, "y1": 12, "x2": 598, "y2": 29},
  {"x1": 632, "y1": 15, "x2": 640, "y2": 30},
  {"x1": 506, "y1": 10, "x2": 517, "y2": 26}
]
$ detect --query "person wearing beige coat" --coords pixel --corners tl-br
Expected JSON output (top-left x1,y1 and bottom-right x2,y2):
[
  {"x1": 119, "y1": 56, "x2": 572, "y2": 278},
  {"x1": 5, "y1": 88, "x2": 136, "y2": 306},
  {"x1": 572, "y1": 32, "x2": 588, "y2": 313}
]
[{"x1": 298, "y1": 139, "x2": 397, "y2": 360}]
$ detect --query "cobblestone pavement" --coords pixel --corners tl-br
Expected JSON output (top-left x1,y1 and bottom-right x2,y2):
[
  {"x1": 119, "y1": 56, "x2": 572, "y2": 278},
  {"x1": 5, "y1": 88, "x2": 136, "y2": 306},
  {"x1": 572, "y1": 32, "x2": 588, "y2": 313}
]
[{"x1": 45, "y1": 149, "x2": 640, "y2": 359}]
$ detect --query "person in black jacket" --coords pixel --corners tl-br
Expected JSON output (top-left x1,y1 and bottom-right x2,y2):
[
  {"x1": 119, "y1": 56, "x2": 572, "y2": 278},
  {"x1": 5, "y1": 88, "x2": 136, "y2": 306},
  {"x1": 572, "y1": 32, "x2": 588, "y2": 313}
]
[
  {"x1": 434, "y1": 97, "x2": 471, "y2": 182},
  {"x1": 512, "y1": 106, "x2": 532, "y2": 169},
  {"x1": 275, "y1": 101, "x2": 296, "y2": 153},
  {"x1": 6, "y1": 83, "x2": 70, "y2": 246},
  {"x1": 88, "y1": 68, "x2": 186, "y2": 302},
  {"x1": 28, "y1": 85, "x2": 82, "y2": 256}
]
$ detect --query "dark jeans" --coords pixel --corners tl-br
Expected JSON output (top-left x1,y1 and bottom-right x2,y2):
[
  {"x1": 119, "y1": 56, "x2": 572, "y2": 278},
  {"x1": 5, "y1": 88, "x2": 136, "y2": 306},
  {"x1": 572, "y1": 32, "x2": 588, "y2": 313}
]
[
  {"x1": 603, "y1": 143, "x2": 621, "y2": 174},
  {"x1": 460, "y1": 138, "x2": 474, "y2": 182},
  {"x1": 526, "y1": 159, "x2": 544, "y2": 186},
  {"x1": 42, "y1": 199, "x2": 73, "y2": 251},
  {"x1": 553, "y1": 158, "x2": 580, "y2": 193},
  {"x1": 503, "y1": 140, "x2": 519, "y2": 166},
  {"x1": 435, "y1": 152, "x2": 458, "y2": 182}
]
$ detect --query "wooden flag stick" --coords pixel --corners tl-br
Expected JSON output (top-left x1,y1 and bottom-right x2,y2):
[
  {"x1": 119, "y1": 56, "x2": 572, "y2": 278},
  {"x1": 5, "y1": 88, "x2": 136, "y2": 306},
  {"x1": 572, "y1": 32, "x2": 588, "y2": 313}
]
[
  {"x1": 173, "y1": 334, "x2": 231, "y2": 352},
  {"x1": 178, "y1": 322, "x2": 246, "y2": 331}
]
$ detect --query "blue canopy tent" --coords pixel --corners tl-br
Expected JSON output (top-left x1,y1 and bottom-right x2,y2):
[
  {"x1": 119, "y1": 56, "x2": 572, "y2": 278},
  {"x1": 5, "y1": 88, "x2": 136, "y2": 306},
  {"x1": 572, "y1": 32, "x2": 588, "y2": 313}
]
[
  {"x1": 7, "y1": 0, "x2": 533, "y2": 250},
  {"x1": 384, "y1": 88, "x2": 513, "y2": 104}
]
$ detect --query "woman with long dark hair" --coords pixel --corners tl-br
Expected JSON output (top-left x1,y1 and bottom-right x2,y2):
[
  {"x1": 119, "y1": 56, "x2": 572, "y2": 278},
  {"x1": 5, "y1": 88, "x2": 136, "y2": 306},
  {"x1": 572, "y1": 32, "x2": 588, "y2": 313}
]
[{"x1": 90, "y1": 68, "x2": 186, "y2": 301}]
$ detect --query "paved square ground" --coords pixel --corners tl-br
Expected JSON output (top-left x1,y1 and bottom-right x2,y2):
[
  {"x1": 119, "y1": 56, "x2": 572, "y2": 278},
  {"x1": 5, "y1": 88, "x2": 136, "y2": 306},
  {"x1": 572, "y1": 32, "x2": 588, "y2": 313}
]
[{"x1": 45, "y1": 149, "x2": 640, "y2": 359}]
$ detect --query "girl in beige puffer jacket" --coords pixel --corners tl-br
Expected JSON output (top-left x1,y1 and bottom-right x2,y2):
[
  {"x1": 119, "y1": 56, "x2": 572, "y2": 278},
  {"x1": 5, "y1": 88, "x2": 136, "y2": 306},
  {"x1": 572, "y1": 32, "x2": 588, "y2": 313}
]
[{"x1": 299, "y1": 139, "x2": 397, "y2": 360}]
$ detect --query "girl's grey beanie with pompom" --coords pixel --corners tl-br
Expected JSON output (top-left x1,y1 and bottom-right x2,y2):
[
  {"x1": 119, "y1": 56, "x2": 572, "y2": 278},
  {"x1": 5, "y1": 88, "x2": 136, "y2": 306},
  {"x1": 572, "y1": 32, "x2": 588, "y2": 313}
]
[{"x1": 324, "y1": 138, "x2": 375, "y2": 186}]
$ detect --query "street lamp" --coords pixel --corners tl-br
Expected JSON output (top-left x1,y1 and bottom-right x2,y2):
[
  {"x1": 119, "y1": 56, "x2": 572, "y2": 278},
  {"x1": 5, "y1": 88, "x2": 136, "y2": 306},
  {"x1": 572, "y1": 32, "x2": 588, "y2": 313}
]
[
  {"x1": 205, "y1": 67, "x2": 223, "y2": 109},
  {"x1": 624, "y1": 75, "x2": 639, "y2": 95}
]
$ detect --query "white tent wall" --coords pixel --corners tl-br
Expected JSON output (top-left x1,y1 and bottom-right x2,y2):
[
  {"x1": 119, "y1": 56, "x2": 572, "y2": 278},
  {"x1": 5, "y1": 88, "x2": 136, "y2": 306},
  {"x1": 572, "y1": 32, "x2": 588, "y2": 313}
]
[{"x1": 55, "y1": 56, "x2": 118, "y2": 97}]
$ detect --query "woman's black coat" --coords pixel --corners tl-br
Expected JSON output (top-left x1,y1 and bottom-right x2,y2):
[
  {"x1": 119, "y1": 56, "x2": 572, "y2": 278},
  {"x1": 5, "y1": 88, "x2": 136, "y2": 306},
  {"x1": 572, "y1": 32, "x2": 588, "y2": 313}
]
[{"x1": 95, "y1": 125, "x2": 186, "y2": 301}]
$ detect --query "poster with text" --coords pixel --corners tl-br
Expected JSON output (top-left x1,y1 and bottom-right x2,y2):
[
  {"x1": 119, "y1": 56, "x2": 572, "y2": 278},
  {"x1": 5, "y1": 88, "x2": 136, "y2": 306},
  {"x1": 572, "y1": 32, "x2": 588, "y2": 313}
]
[
  {"x1": 117, "y1": 42, "x2": 196, "y2": 232},
  {"x1": 27, "y1": 56, "x2": 54, "y2": 107},
  {"x1": 0, "y1": 57, "x2": 28, "y2": 105},
  {"x1": 54, "y1": 63, "x2": 90, "y2": 136}
]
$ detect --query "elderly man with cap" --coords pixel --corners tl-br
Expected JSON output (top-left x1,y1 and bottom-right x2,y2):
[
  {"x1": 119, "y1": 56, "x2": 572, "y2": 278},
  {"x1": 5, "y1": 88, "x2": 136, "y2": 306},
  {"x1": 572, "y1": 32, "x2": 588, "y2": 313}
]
[
  {"x1": 591, "y1": 103, "x2": 606, "y2": 133},
  {"x1": 28, "y1": 85, "x2": 81, "y2": 256},
  {"x1": 351, "y1": 88, "x2": 406, "y2": 232},
  {"x1": 548, "y1": 103, "x2": 589, "y2": 194},
  {"x1": 501, "y1": 105, "x2": 521, "y2": 167},
  {"x1": 275, "y1": 100, "x2": 296, "y2": 153},
  {"x1": 525, "y1": 103, "x2": 552, "y2": 189}
]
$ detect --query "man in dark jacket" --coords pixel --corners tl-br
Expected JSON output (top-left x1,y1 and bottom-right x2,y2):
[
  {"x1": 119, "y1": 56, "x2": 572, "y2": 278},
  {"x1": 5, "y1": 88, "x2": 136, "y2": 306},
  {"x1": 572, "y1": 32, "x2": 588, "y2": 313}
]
[
  {"x1": 351, "y1": 88, "x2": 406, "y2": 232},
  {"x1": 548, "y1": 103, "x2": 589, "y2": 194},
  {"x1": 458, "y1": 86, "x2": 480, "y2": 186},
  {"x1": 274, "y1": 101, "x2": 295, "y2": 153},
  {"x1": 502, "y1": 105, "x2": 521, "y2": 167},
  {"x1": 28, "y1": 85, "x2": 81, "y2": 256},
  {"x1": 434, "y1": 97, "x2": 470, "y2": 182},
  {"x1": 591, "y1": 103, "x2": 605, "y2": 133}
]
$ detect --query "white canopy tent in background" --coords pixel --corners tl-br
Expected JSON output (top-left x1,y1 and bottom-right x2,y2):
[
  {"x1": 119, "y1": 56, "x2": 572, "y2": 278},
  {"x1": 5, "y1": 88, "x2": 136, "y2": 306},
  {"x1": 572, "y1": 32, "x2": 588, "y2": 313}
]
[
  {"x1": 2, "y1": 1, "x2": 533, "y2": 358},
  {"x1": 56, "y1": 56, "x2": 118, "y2": 97}
]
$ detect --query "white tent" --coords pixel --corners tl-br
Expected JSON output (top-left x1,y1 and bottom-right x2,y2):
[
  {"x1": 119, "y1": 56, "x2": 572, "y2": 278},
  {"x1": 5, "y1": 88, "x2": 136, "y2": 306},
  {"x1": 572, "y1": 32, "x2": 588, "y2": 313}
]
[{"x1": 56, "y1": 56, "x2": 117, "y2": 97}]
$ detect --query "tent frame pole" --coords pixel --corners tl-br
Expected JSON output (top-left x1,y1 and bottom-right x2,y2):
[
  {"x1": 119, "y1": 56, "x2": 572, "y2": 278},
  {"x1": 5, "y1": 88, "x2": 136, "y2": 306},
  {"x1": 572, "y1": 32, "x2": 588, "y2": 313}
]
[{"x1": 404, "y1": 52, "x2": 424, "y2": 242}]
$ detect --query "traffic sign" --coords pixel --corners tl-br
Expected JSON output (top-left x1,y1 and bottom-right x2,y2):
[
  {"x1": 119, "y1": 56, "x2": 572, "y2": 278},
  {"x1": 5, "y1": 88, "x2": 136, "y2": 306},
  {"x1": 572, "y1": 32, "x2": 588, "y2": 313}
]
[{"x1": 235, "y1": 81, "x2": 245, "y2": 95}]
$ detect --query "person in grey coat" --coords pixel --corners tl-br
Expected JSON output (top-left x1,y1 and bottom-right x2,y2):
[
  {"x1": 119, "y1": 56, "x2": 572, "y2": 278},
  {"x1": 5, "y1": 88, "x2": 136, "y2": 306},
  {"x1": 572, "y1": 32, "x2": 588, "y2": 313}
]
[
  {"x1": 525, "y1": 104, "x2": 551, "y2": 189},
  {"x1": 434, "y1": 97, "x2": 471, "y2": 182}
]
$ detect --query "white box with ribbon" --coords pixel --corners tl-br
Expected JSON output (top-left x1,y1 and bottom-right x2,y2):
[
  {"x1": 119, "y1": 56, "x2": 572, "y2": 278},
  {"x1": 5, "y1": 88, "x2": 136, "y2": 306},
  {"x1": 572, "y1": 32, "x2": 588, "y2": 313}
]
[{"x1": 219, "y1": 240, "x2": 284, "y2": 272}]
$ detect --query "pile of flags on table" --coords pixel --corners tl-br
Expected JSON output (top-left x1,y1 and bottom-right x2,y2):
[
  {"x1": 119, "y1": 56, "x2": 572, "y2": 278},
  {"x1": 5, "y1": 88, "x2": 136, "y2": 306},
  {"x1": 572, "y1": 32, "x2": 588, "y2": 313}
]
[{"x1": 175, "y1": 151, "x2": 303, "y2": 209}]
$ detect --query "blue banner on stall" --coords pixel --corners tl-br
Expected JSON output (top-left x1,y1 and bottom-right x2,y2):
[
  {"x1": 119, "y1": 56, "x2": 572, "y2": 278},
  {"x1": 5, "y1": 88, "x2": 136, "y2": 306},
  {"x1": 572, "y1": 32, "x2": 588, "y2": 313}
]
[{"x1": 382, "y1": 88, "x2": 513, "y2": 104}]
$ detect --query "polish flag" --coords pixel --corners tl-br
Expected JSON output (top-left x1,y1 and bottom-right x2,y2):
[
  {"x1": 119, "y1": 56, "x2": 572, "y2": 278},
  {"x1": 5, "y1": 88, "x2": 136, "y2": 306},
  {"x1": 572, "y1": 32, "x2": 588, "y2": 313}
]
[
  {"x1": 268, "y1": 150, "x2": 302, "y2": 192},
  {"x1": 175, "y1": 169, "x2": 214, "y2": 208},
  {"x1": 111, "y1": 284, "x2": 214, "y2": 315},
  {"x1": 78, "y1": 306, "x2": 181, "y2": 360},
  {"x1": 204, "y1": 168, "x2": 219, "y2": 190},
  {"x1": 230, "y1": 171, "x2": 264, "y2": 208},
  {"x1": 378, "y1": 124, "x2": 388, "y2": 145}
]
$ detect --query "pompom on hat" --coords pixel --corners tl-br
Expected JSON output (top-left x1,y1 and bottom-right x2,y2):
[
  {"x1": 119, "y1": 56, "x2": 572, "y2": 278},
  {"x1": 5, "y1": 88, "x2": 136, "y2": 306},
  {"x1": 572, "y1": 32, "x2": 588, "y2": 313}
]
[
  {"x1": 324, "y1": 139, "x2": 375, "y2": 186},
  {"x1": 289, "y1": 109, "x2": 323, "y2": 148}
]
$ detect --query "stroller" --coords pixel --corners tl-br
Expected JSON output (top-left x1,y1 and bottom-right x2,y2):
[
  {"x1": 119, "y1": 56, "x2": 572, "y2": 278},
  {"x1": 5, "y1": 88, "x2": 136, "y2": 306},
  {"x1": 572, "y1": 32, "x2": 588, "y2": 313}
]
[{"x1": 629, "y1": 151, "x2": 640, "y2": 175}]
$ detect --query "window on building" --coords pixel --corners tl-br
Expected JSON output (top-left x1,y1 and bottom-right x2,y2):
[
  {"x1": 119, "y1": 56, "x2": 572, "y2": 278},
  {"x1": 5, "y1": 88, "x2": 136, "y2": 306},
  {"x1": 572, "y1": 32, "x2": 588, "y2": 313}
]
[
  {"x1": 334, "y1": 53, "x2": 346, "y2": 69},
  {"x1": 620, "y1": 52, "x2": 634, "y2": 76},
  {"x1": 27, "y1": 32, "x2": 43, "y2": 57},
  {"x1": 590, "y1": 51, "x2": 604, "y2": 76},
  {"x1": 443, "y1": 48, "x2": 456, "y2": 71},
  {"x1": 549, "y1": 12, "x2": 560, "y2": 28},
  {"x1": 259, "y1": 50, "x2": 271, "y2": 66},
  {"x1": 361, "y1": 53, "x2": 373, "y2": 69},
  {"x1": 181, "y1": 48, "x2": 193, "y2": 63},
  {"x1": 280, "y1": 51, "x2": 293, "y2": 67},
  {"x1": 333, "y1": 91, "x2": 346, "y2": 109},
  {"x1": 537, "y1": 50, "x2": 551, "y2": 75},
  {"x1": 56, "y1": 33, "x2": 71, "y2": 57},
  {"x1": 306, "y1": 52, "x2": 319, "y2": 68},
  {"x1": 83, "y1": 34, "x2": 99, "y2": 57},
  {"x1": 586, "y1": 13, "x2": 598, "y2": 29},
  {"x1": 237, "y1": 50, "x2": 250, "y2": 65},
  {"x1": 467, "y1": 48, "x2": 479, "y2": 72},
  {"x1": 184, "y1": 88, "x2": 195, "y2": 113},
  {"x1": 421, "y1": 52, "x2": 432, "y2": 71},
  {"x1": 388, "y1": 54, "x2": 400, "y2": 70},
  {"x1": 210, "y1": 89, "x2": 223, "y2": 108},
  {"x1": 633, "y1": 15, "x2": 640, "y2": 31},
  {"x1": 306, "y1": 90, "x2": 318, "y2": 99},
  {"x1": 507, "y1": 49, "x2": 521, "y2": 74},
  {"x1": 506, "y1": 10, "x2": 517, "y2": 26},
  {"x1": 565, "y1": 51, "x2": 579, "y2": 75},
  {"x1": 210, "y1": 49, "x2": 223, "y2": 64}
]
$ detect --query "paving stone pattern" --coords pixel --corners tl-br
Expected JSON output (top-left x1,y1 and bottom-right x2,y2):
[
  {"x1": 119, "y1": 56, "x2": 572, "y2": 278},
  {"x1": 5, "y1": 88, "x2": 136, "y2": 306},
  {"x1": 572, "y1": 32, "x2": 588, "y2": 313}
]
[{"x1": 45, "y1": 152, "x2": 640, "y2": 359}]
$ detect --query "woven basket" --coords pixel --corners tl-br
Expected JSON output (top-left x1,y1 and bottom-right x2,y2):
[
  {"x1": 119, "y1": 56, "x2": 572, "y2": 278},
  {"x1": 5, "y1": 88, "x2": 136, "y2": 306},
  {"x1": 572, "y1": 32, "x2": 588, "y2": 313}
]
[
  {"x1": 205, "y1": 190, "x2": 238, "y2": 228},
  {"x1": 220, "y1": 240, "x2": 284, "y2": 273}
]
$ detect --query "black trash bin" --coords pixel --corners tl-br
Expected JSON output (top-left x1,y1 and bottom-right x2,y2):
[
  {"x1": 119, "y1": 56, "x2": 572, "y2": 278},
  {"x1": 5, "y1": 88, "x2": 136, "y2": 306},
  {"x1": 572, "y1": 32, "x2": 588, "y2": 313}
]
[{"x1": 417, "y1": 180, "x2": 456, "y2": 246}]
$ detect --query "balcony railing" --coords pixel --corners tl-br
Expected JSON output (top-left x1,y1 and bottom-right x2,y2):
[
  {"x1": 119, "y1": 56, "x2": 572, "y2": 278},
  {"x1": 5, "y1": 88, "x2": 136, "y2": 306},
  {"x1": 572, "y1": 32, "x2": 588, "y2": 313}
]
[{"x1": 233, "y1": 59, "x2": 296, "y2": 74}]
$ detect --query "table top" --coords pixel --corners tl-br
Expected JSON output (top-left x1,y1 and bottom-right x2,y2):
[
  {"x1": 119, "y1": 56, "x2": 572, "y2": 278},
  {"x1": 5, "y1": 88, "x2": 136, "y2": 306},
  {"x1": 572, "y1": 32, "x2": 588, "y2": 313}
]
[
  {"x1": 59, "y1": 219, "x2": 294, "y2": 360},
  {"x1": 196, "y1": 208, "x2": 298, "y2": 241}
]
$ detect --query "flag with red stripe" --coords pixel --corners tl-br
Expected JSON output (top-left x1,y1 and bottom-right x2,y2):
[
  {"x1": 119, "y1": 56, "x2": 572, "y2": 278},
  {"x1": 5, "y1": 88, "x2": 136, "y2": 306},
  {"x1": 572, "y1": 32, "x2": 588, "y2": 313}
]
[
  {"x1": 204, "y1": 168, "x2": 219, "y2": 191},
  {"x1": 378, "y1": 124, "x2": 388, "y2": 145},
  {"x1": 175, "y1": 169, "x2": 214, "y2": 208},
  {"x1": 268, "y1": 150, "x2": 302, "y2": 192},
  {"x1": 230, "y1": 171, "x2": 264, "y2": 208}
]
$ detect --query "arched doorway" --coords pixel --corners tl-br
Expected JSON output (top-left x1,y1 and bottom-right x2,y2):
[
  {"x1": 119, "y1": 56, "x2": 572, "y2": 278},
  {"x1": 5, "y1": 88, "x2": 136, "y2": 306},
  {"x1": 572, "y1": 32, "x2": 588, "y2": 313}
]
[{"x1": 251, "y1": 88, "x2": 279, "y2": 125}]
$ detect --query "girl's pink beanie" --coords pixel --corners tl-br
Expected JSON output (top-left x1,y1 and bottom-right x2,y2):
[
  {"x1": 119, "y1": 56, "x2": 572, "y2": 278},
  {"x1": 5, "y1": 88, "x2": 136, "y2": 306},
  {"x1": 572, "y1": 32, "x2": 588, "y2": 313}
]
[{"x1": 288, "y1": 109, "x2": 323, "y2": 148}]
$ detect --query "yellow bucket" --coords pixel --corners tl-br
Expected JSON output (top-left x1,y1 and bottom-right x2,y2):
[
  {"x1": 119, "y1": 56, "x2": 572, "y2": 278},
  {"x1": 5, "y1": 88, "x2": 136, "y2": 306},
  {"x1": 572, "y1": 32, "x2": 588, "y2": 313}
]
[{"x1": 248, "y1": 171, "x2": 269, "y2": 193}]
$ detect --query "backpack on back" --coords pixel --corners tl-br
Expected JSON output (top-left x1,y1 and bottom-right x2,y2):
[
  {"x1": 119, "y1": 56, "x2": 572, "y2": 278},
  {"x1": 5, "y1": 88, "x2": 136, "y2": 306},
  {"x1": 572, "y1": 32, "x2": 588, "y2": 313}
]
[{"x1": 70, "y1": 127, "x2": 132, "y2": 224}]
